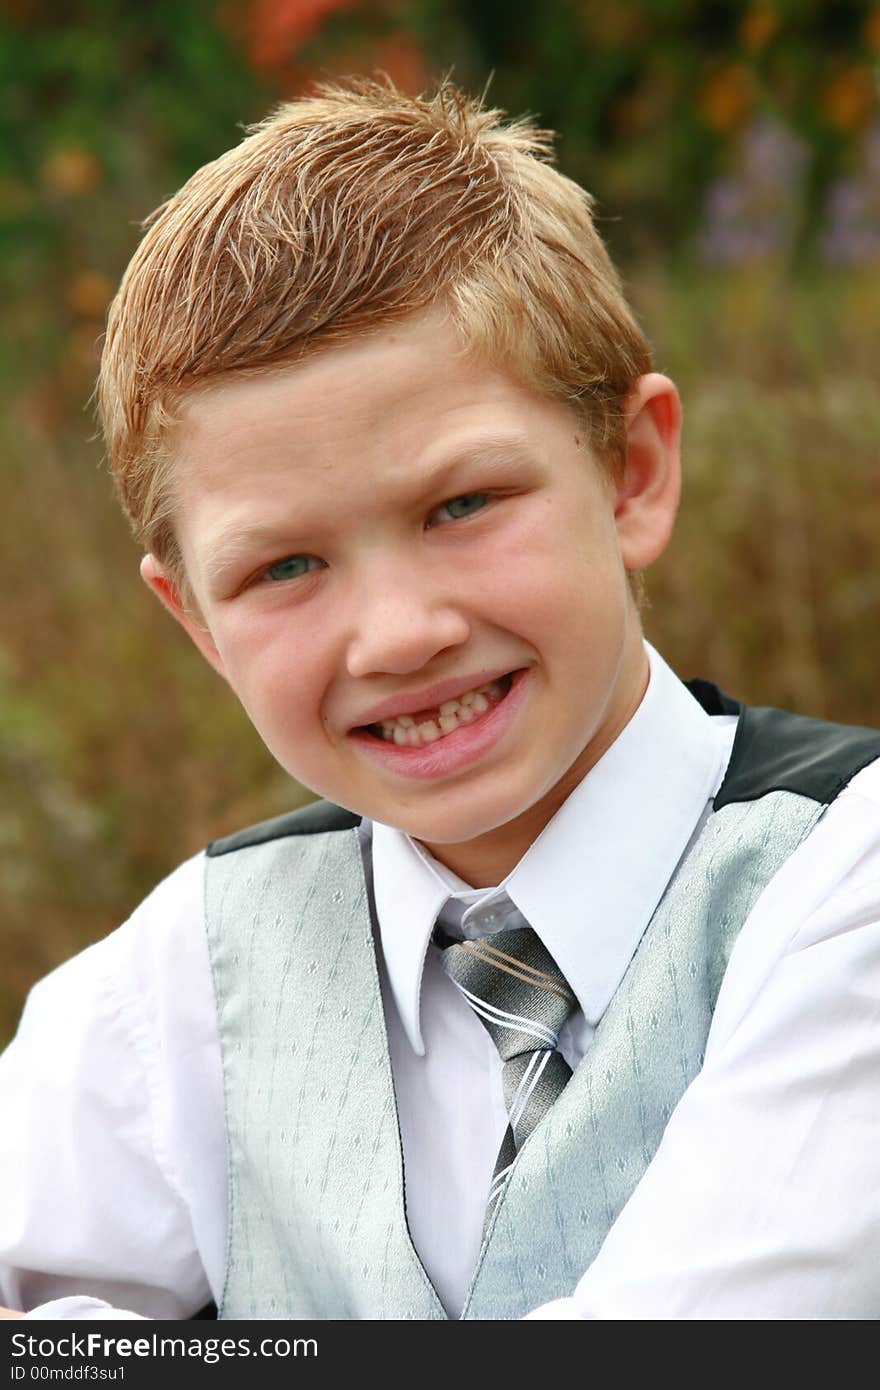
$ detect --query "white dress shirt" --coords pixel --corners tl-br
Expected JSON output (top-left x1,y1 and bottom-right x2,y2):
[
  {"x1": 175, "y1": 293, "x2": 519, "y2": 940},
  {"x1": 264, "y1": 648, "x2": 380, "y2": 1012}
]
[{"x1": 2, "y1": 643, "x2": 880, "y2": 1320}]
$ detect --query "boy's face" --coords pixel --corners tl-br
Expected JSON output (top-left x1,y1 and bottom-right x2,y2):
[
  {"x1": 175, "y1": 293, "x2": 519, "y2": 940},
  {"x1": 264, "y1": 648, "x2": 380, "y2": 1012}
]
[{"x1": 146, "y1": 312, "x2": 680, "y2": 885}]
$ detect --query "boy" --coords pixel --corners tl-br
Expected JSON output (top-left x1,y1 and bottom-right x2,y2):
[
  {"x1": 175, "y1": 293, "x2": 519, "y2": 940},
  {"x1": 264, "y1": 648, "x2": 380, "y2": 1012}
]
[{"x1": 1, "y1": 77, "x2": 879, "y2": 1321}]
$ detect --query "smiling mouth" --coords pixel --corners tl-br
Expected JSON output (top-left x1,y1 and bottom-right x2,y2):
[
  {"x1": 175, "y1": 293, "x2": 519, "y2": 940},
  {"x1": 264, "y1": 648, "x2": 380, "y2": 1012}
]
[{"x1": 361, "y1": 672, "x2": 515, "y2": 748}]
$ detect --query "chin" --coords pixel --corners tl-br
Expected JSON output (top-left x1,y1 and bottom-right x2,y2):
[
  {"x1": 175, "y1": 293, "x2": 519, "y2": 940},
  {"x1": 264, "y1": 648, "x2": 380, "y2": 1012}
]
[{"x1": 399, "y1": 795, "x2": 534, "y2": 849}]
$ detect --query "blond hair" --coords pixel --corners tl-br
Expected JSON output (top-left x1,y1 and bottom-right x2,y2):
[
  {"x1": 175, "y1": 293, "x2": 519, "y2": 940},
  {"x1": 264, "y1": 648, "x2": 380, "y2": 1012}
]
[{"x1": 98, "y1": 75, "x2": 652, "y2": 595}]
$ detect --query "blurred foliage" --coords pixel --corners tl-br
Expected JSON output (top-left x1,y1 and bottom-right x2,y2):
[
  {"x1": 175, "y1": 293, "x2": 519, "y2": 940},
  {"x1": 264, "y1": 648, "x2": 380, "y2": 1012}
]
[{"x1": 1, "y1": 1, "x2": 879, "y2": 1042}]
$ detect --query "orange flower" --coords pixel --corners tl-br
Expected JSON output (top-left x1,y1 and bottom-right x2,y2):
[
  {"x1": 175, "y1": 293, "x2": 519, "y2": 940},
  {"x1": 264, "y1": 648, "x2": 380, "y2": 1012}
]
[
  {"x1": 699, "y1": 66, "x2": 753, "y2": 132},
  {"x1": 370, "y1": 32, "x2": 427, "y2": 95},
  {"x1": 67, "y1": 272, "x2": 114, "y2": 321},
  {"x1": 823, "y1": 66, "x2": 876, "y2": 131},
  {"x1": 863, "y1": 8, "x2": 880, "y2": 51},
  {"x1": 575, "y1": 3, "x2": 645, "y2": 47},
  {"x1": 282, "y1": 30, "x2": 427, "y2": 99},
  {"x1": 249, "y1": 0, "x2": 362, "y2": 70},
  {"x1": 41, "y1": 147, "x2": 101, "y2": 197},
  {"x1": 741, "y1": 6, "x2": 778, "y2": 52}
]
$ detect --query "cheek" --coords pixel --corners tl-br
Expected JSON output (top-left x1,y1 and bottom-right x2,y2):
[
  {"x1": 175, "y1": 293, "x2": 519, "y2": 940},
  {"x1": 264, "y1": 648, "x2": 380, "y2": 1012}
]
[
  {"x1": 485, "y1": 503, "x2": 622, "y2": 615},
  {"x1": 210, "y1": 610, "x2": 332, "y2": 724}
]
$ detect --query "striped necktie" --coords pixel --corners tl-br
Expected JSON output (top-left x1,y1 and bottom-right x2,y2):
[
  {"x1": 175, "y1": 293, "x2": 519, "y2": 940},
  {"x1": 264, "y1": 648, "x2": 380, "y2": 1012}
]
[{"x1": 437, "y1": 925, "x2": 577, "y2": 1229}]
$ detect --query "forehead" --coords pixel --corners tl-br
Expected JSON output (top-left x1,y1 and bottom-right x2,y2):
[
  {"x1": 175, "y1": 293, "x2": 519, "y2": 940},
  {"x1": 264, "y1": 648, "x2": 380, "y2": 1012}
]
[{"x1": 171, "y1": 313, "x2": 576, "y2": 489}]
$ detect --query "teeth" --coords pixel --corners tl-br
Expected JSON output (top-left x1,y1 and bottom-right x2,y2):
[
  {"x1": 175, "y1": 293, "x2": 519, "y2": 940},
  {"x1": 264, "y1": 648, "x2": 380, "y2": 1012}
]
[{"x1": 372, "y1": 676, "x2": 511, "y2": 747}]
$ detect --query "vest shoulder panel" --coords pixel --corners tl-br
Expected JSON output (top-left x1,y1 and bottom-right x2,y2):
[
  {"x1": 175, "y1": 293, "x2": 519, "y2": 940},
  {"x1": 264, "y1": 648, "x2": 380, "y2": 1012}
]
[
  {"x1": 207, "y1": 799, "x2": 361, "y2": 857},
  {"x1": 683, "y1": 679, "x2": 880, "y2": 810}
]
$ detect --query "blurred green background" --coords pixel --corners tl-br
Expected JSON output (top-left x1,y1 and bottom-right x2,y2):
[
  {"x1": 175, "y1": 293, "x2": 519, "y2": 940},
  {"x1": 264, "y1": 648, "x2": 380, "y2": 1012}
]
[{"x1": 1, "y1": 0, "x2": 879, "y2": 1043}]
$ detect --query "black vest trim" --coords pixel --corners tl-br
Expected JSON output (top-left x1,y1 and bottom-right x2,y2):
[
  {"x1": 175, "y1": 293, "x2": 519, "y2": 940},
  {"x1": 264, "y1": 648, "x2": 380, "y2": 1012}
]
[
  {"x1": 685, "y1": 678, "x2": 880, "y2": 811},
  {"x1": 713, "y1": 704, "x2": 880, "y2": 811},
  {"x1": 207, "y1": 799, "x2": 360, "y2": 857},
  {"x1": 684, "y1": 678, "x2": 741, "y2": 718}
]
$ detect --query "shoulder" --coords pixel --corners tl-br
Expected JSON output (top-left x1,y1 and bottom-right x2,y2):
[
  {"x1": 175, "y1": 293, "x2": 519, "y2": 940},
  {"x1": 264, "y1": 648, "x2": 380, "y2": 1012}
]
[
  {"x1": 715, "y1": 698, "x2": 880, "y2": 932},
  {"x1": 686, "y1": 677, "x2": 880, "y2": 811},
  {"x1": 709, "y1": 740, "x2": 880, "y2": 1047},
  {"x1": 720, "y1": 706, "x2": 880, "y2": 809},
  {"x1": 7, "y1": 851, "x2": 209, "y2": 1057}
]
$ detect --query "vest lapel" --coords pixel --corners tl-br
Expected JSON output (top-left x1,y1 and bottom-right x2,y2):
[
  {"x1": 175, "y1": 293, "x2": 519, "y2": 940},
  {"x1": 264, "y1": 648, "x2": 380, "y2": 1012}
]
[
  {"x1": 461, "y1": 791, "x2": 822, "y2": 1318},
  {"x1": 207, "y1": 827, "x2": 447, "y2": 1319}
]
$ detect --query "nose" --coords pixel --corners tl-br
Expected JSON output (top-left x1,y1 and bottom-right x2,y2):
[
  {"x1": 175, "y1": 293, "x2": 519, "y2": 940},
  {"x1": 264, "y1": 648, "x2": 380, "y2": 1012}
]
[{"x1": 345, "y1": 564, "x2": 472, "y2": 679}]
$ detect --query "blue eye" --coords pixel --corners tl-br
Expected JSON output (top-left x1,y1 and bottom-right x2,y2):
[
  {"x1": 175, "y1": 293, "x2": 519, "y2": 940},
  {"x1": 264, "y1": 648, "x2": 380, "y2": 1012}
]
[
  {"x1": 265, "y1": 555, "x2": 319, "y2": 582},
  {"x1": 434, "y1": 493, "x2": 489, "y2": 522}
]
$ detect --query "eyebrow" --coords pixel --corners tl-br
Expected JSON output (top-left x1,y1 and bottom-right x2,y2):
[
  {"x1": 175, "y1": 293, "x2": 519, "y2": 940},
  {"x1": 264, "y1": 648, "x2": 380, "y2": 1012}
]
[
  {"x1": 421, "y1": 435, "x2": 535, "y2": 477},
  {"x1": 199, "y1": 434, "x2": 537, "y2": 588},
  {"x1": 201, "y1": 520, "x2": 312, "y2": 590}
]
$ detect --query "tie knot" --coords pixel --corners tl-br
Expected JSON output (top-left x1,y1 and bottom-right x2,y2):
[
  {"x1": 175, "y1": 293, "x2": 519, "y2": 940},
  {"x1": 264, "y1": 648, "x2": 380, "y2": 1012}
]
[{"x1": 438, "y1": 925, "x2": 577, "y2": 1061}]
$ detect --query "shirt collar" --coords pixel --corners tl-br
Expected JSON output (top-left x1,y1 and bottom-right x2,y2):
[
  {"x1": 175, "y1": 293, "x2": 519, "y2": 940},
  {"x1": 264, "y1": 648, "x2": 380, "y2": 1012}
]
[{"x1": 371, "y1": 642, "x2": 733, "y2": 1055}]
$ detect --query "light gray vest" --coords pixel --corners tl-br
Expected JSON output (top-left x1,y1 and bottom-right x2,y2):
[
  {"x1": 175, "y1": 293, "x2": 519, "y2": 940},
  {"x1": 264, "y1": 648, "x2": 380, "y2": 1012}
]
[{"x1": 203, "y1": 688, "x2": 880, "y2": 1320}]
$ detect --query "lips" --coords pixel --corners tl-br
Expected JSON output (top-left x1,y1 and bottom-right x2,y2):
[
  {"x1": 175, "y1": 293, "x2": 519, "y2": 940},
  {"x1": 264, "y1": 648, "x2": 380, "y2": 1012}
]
[
  {"x1": 347, "y1": 666, "x2": 533, "y2": 781},
  {"x1": 366, "y1": 673, "x2": 513, "y2": 743},
  {"x1": 351, "y1": 667, "x2": 523, "y2": 731}
]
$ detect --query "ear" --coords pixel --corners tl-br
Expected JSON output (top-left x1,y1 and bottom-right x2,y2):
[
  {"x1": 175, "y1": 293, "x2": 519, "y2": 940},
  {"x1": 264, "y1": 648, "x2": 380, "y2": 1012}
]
[
  {"x1": 139, "y1": 554, "x2": 228, "y2": 680},
  {"x1": 612, "y1": 372, "x2": 682, "y2": 570}
]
